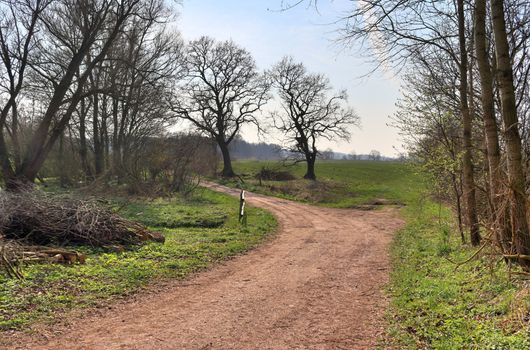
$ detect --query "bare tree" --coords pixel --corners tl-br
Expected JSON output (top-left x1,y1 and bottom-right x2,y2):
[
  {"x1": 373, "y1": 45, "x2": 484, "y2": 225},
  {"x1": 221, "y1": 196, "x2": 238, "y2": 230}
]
[
  {"x1": 0, "y1": 0, "x2": 147, "y2": 190},
  {"x1": 456, "y1": 0, "x2": 481, "y2": 245},
  {"x1": 0, "y1": 0, "x2": 51, "y2": 187},
  {"x1": 172, "y1": 36, "x2": 271, "y2": 177},
  {"x1": 270, "y1": 57, "x2": 359, "y2": 180},
  {"x1": 368, "y1": 150, "x2": 381, "y2": 161},
  {"x1": 101, "y1": 12, "x2": 184, "y2": 179}
]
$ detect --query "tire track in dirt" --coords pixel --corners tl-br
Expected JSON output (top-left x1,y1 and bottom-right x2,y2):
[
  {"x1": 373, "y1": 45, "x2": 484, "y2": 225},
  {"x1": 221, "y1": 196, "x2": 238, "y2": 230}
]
[{"x1": 8, "y1": 182, "x2": 404, "y2": 350}]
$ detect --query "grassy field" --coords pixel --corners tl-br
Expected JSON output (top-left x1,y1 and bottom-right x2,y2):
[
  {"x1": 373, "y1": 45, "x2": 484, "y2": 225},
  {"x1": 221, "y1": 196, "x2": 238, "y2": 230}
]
[
  {"x1": 0, "y1": 188, "x2": 276, "y2": 332},
  {"x1": 224, "y1": 160, "x2": 530, "y2": 349},
  {"x1": 221, "y1": 160, "x2": 419, "y2": 208}
]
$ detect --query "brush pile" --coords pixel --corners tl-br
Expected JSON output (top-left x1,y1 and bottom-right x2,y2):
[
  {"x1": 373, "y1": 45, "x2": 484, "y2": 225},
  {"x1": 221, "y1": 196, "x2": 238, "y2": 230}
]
[{"x1": 0, "y1": 190, "x2": 164, "y2": 247}]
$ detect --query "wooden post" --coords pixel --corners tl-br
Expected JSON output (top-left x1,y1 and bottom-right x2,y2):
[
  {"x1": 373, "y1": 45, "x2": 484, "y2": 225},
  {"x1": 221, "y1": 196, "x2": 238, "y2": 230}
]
[{"x1": 239, "y1": 190, "x2": 245, "y2": 223}]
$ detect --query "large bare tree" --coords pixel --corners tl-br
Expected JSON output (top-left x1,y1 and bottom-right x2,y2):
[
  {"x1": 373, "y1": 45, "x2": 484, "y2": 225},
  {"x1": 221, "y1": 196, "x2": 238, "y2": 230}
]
[
  {"x1": 172, "y1": 36, "x2": 270, "y2": 177},
  {"x1": 270, "y1": 56, "x2": 359, "y2": 180},
  {"x1": 0, "y1": 0, "x2": 51, "y2": 187},
  {"x1": 101, "y1": 13, "x2": 184, "y2": 179}
]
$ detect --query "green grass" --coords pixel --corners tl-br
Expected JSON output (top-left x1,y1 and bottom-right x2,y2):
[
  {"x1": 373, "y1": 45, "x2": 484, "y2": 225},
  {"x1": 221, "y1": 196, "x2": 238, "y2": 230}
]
[
  {"x1": 225, "y1": 160, "x2": 529, "y2": 348},
  {"x1": 2, "y1": 161, "x2": 528, "y2": 348},
  {"x1": 116, "y1": 197, "x2": 228, "y2": 228},
  {"x1": 386, "y1": 199, "x2": 530, "y2": 349},
  {"x1": 0, "y1": 188, "x2": 276, "y2": 331},
  {"x1": 221, "y1": 160, "x2": 420, "y2": 208}
]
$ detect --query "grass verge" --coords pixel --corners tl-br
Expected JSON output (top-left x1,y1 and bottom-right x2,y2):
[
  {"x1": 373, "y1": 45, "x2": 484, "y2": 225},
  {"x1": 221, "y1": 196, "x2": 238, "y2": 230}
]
[
  {"x1": 0, "y1": 187, "x2": 276, "y2": 333},
  {"x1": 385, "y1": 197, "x2": 530, "y2": 349}
]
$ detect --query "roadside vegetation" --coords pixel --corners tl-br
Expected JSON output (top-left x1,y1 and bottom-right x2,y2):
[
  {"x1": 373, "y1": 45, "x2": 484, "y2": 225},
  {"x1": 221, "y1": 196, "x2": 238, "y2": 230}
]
[
  {"x1": 387, "y1": 194, "x2": 530, "y2": 349},
  {"x1": 0, "y1": 187, "x2": 276, "y2": 332},
  {"x1": 223, "y1": 160, "x2": 530, "y2": 348}
]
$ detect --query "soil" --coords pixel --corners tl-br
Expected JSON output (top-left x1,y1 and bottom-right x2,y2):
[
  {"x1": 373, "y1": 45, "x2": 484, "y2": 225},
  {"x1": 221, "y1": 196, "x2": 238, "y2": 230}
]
[{"x1": 6, "y1": 182, "x2": 404, "y2": 350}]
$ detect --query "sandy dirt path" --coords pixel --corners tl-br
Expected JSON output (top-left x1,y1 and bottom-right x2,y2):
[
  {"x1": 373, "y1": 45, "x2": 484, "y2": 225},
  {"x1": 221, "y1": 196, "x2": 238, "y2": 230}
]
[{"x1": 8, "y1": 182, "x2": 404, "y2": 350}]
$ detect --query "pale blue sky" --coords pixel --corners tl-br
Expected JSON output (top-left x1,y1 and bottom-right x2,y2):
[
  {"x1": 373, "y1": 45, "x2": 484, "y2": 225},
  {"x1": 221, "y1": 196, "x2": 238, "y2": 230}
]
[{"x1": 177, "y1": 0, "x2": 402, "y2": 156}]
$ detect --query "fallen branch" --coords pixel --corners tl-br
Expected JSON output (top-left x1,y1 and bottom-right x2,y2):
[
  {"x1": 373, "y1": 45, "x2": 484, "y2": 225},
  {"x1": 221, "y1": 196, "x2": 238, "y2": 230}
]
[
  {"x1": 19, "y1": 247, "x2": 87, "y2": 264},
  {"x1": 503, "y1": 254, "x2": 530, "y2": 261},
  {"x1": 1, "y1": 242, "x2": 89, "y2": 279},
  {"x1": 444, "y1": 240, "x2": 489, "y2": 271},
  {"x1": 1, "y1": 252, "x2": 24, "y2": 279}
]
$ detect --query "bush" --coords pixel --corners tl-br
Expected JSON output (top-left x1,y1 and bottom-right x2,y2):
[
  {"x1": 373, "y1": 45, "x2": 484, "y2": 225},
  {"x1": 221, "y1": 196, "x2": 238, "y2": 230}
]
[{"x1": 255, "y1": 166, "x2": 296, "y2": 181}]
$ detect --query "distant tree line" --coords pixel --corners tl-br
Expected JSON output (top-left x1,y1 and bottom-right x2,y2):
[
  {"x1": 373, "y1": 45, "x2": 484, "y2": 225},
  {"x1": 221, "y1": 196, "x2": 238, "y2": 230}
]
[{"x1": 228, "y1": 136, "x2": 282, "y2": 160}]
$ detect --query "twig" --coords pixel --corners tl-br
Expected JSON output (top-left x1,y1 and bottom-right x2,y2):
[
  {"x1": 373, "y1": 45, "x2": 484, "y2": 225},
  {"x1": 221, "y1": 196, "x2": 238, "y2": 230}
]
[
  {"x1": 445, "y1": 241, "x2": 489, "y2": 271},
  {"x1": 503, "y1": 254, "x2": 530, "y2": 261}
]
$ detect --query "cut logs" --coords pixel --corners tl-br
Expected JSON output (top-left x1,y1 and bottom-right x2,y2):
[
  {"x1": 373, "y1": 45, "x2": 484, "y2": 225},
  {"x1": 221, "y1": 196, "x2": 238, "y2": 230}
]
[
  {"x1": 1, "y1": 242, "x2": 87, "y2": 279},
  {"x1": 10, "y1": 246, "x2": 86, "y2": 264}
]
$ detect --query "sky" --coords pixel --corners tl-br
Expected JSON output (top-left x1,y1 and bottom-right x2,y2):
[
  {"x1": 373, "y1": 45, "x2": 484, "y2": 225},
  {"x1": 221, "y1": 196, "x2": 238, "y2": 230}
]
[{"x1": 176, "y1": 0, "x2": 403, "y2": 157}]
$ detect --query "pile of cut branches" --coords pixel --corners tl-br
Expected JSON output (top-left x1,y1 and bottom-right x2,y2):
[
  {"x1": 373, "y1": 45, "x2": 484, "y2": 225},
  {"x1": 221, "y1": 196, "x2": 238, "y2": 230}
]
[{"x1": 0, "y1": 190, "x2": 164, "y2": 247}]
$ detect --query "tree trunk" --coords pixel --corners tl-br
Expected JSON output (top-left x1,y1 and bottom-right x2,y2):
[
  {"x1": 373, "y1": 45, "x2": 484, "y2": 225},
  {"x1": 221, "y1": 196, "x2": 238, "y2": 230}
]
[
  {"x1": 100, "y1": 95, "x2": 109, "y2": 171},
  {"x1": 0, "y1": 131, "x2": 16, "y2": 189},
  {"x1": 218, "y1": 141, "x2": 235, "y2": 177},
  {"x1": 104, "y1": 116, "x2": 110, "y2": 171},
  {"x1": 451, "y1": 172, "x2": 465, "y2": 244},
  {"x1": 11, "y1": 104, "x2": 21, "y2": 169},
  {"x1": 475, "y1": 0, "x2": 511, "y2": 251},
  {"x1": 78, "y1": 97, "x2": 92, "y2": 180},
  {"x1": 93, "y1": 93, "x2": 104, "y2": 176},
  {"x1": 112, "y1": 98, "x2": 122, "y2": 177},
  {"x1": 490, "y1": 0, "x2": 530, "y2": 266},
  {"x1": 458, "y1": 0, "x2": 481, "y2": 246},
  {"x1": 58, "y1": 131, "x2": 69, "y2": 188},
  {"x1": 304, "y1": 154, "x2": 317, "y2": 180}
]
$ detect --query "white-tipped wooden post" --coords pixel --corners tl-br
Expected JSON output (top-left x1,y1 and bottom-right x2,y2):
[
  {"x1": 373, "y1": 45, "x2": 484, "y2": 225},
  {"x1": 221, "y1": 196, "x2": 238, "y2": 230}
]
[{"x1": 239, "y1": 190, "x2": 246, "y2": 223}]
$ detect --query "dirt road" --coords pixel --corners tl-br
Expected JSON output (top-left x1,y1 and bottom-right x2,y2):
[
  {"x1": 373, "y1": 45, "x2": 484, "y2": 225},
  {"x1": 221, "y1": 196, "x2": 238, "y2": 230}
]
[{"x1": 11, "y1": 183, "x2": 404, "y2": 350}]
